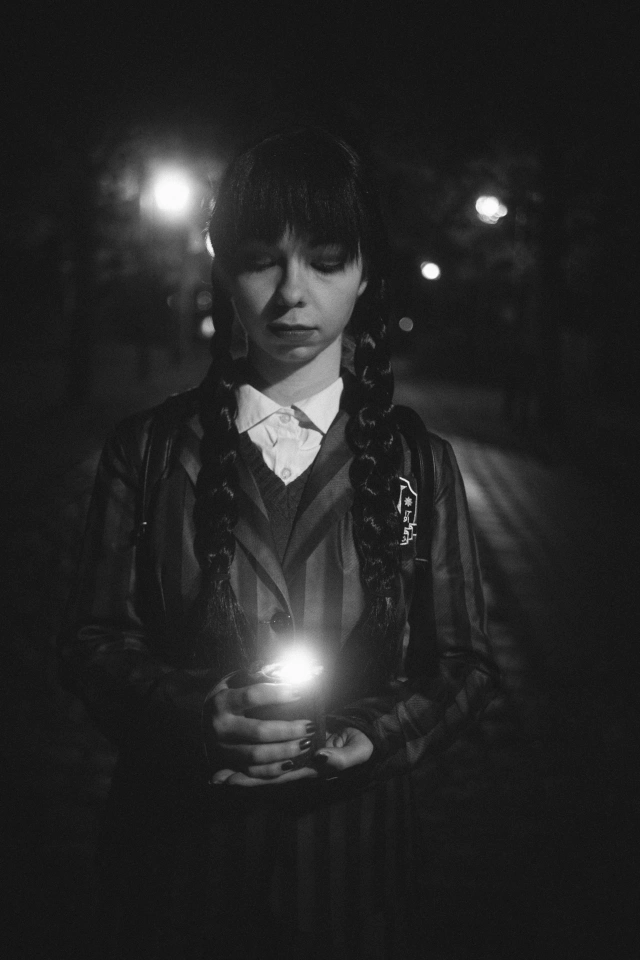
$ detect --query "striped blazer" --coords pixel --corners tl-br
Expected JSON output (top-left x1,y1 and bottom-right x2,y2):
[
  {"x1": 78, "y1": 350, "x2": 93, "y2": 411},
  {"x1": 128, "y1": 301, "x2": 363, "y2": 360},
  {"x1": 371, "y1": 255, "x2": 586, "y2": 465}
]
[{"x1": 58, "y1": 388, "x2": 499, "y2": 957}]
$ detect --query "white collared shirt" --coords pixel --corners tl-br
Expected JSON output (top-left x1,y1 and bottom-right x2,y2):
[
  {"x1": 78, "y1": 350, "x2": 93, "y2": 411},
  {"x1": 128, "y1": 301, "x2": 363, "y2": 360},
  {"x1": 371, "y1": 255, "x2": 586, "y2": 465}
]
[{"x1": 235, "y1": 378, "x2": 343, "y2": 484}]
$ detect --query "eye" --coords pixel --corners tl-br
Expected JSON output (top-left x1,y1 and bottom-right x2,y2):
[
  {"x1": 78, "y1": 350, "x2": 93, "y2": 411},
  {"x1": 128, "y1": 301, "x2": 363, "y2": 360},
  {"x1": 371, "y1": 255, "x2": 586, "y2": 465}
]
[
  {"x1": 308, "y1": 242, "x2": 349, "y2": 274},
  {"x1": 311, "y1": 259, "x2": 346, "y2": 274},
  {"x1": 239, "y1": 255, "x2": 276, "y2": 273}
]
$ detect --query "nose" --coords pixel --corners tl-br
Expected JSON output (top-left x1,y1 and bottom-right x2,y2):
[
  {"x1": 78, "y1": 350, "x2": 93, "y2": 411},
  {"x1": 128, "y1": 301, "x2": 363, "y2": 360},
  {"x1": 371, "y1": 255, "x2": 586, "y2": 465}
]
[{"x1": 276, "y1": 258, "x2": 306, "y2": 307}]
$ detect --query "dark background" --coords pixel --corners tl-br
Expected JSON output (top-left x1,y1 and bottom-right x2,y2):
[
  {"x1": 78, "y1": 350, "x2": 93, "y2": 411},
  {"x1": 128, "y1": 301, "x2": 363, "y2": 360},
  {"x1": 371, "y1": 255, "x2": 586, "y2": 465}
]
[
  {"x1": 2, "y1": 3, "x2": 638, "y2": 958},
  {"x1": 3, "y1": 0, "x2": 637, "y2": 424}
]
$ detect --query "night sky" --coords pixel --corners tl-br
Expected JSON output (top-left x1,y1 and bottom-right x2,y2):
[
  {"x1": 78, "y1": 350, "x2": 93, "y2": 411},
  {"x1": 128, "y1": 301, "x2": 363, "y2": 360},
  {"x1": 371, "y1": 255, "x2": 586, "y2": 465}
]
[{"x1": 5, "y1": 1, "x2": 635, "y2": 162}]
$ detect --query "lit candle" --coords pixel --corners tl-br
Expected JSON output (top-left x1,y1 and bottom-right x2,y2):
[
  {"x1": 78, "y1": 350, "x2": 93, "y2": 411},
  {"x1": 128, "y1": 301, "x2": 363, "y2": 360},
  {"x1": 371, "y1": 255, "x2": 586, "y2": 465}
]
[{"x1": 245, "y1": 647, "x2": 326, "y2": 755}]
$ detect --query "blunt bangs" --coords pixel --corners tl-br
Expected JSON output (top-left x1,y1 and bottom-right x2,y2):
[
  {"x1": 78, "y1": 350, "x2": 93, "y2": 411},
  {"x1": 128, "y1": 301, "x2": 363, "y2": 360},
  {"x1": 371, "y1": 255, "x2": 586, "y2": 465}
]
[{"x1": 209, "y1": 129, "x2": 382, "y2": 272}]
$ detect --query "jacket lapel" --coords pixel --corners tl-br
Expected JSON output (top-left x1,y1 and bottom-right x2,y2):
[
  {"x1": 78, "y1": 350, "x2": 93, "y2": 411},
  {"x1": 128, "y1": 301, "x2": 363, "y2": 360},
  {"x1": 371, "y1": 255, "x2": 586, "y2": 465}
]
[
  {"x1": 177, "y1": 414, "x2": 291, "y2": 611},
  {"x1": 234, "y1": 455, "x2": 292, "y2": 609},
  {"x1": 177, "y1": 414, "x2": 203, "y2": 488},
  {"x1": 282, "y1": 409, "x2": 354, "y2": 579}
]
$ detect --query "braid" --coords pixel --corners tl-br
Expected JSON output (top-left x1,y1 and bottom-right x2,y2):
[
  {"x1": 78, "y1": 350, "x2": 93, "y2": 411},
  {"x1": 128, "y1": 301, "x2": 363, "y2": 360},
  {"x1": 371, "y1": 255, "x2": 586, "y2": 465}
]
[
  {"x1": 346, "y1": 287, "x2": 403, "y2": 676},
  {"x1": 189, "y1": 275, "x2": 252, "y2": 672}
]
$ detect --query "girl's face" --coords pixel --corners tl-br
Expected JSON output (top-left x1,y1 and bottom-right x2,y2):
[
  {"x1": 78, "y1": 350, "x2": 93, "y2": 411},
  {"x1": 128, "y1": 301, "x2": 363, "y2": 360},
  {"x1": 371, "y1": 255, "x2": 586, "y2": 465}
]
[{"x1": 223, "y1": 231, "x2": 367, "y2": 382}]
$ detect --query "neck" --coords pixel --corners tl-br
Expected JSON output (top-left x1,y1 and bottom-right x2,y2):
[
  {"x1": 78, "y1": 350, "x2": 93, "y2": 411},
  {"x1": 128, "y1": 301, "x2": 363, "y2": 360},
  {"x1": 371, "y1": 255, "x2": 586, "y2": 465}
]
[{"x1": 246, "y1": 341, "x2": 342, "y2": 405}]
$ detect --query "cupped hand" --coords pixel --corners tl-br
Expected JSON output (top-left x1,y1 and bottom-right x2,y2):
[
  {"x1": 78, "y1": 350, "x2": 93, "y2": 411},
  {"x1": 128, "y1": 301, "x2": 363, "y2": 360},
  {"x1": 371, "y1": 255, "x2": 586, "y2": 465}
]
[
  {"x1": 208, "y1": 676, "x2": 317, "y2": 784},
  {"x1": 314, "y1": 727, "x2": 374, "y2": 772},
  {"x1": 211, "y1": 717, "x2": 374, "y2": 788}
]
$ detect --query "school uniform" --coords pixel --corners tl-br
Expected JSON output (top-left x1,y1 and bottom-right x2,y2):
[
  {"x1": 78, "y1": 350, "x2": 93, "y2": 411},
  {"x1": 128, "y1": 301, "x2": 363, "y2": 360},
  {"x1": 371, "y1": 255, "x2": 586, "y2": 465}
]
[{"x1": 59, "y1": 373, "x2": 499, "y2": 960}]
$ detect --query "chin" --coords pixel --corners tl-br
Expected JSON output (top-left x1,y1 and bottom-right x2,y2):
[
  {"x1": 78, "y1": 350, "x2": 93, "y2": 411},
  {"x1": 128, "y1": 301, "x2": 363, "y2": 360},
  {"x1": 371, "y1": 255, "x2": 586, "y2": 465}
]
[{"x1": 271, "y1": 345, "x2": 322, "y2": 364}]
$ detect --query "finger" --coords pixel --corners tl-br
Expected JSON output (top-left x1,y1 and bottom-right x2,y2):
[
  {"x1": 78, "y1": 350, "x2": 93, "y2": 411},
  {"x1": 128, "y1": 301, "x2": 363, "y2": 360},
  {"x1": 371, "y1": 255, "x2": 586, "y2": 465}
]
[
  {"x1": 224, "y1": 682, "x2": 302, "y2": 715},
  {"x1": 324, "y1": 730, "x2": 348, "y2": 749},
  {"x1": 221, "y1": 765, "x2": 319, "y2": 787},
  {"x1": 216, "y1": 715, "x2": 317, "y2": 745},
  {"x1": 316, "y1": 738, "x2": 373, "y2": 771},
  {"x1": 243, "y1": 754, "x2": 313, "y2": 779},
  {"x1": 221, "y1": 736, "x2": 316, "y2": 766},
  {"x1": 209, "y1": 768, "x2": 235, "y2": 785}
]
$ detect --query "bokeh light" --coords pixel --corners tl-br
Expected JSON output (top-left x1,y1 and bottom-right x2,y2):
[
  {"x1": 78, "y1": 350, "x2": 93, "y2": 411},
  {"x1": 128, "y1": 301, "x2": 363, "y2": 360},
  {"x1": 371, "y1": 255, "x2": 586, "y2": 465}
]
[
  {"x1": 420, "y1": 261, "x2": 441, "y2": 280},
  {"x1": 196, "y1": 289, "x2": 213, "y2": 311},
  {"x1": 475, "y1": 195, "x2": 508, "y2": 224},
  {"x1": 152, "y1": 170, "x2": 192, "y2": 217},
  {"x1": 399, "y1": 316, "x2": 414, "y2": 332},
  {"x1": 199, "y1": 316, "x2": 215, "y2": 338}
]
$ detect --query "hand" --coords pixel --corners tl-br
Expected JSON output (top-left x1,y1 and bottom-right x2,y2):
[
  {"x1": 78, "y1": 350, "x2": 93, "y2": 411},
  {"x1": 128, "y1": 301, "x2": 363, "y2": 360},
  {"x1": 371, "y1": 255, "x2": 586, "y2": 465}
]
[
  {"x1": 211, "y1": 719, "x2": 374, "y2": 787},
  {"x1": 314, "y1": 727, "x2": 374, "y2": 773},
  {"x1": 208, "y1": 675, "x2": 318, "y2": 786}
]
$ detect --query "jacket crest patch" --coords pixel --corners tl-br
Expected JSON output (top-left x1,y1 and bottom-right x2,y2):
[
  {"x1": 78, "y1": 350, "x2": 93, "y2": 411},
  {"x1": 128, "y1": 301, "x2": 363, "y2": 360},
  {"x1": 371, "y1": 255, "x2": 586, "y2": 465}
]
[{"x1": 397, "y1": 476, "x2": 418, "y2": 546}]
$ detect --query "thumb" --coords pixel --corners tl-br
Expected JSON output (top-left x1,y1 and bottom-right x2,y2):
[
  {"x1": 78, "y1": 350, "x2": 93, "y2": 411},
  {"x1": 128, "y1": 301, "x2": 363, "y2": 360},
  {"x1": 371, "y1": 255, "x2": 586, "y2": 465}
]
[{"x1": 316, "y1": 735, "x2": 372, "y2": 771}]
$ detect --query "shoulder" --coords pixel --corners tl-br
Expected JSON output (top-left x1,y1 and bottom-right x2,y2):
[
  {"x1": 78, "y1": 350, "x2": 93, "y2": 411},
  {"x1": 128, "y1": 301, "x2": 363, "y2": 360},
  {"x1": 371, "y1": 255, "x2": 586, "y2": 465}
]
[
  {"x1": 109, "y1": 388, "x2": 201, "y2": 471},
  {"x1": 392, "y1": 403, "x2": 448, "y2": 458},
  {"x1": 117, "y1": 388, "x2": 200, "y2": 436},
  {"x1": 392, "y1": 403, "x2": 460, "y2": 493}
]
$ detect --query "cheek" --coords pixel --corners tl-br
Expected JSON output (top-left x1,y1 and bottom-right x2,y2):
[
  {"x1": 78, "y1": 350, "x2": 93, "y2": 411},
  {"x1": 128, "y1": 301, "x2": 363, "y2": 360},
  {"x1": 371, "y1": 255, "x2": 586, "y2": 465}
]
[
  {"x1": 232, "y1": 281, "x2": 266, "y2": 319},
  {"x1": 332, "y1": 282, "x2": 363, "y2": 320}
]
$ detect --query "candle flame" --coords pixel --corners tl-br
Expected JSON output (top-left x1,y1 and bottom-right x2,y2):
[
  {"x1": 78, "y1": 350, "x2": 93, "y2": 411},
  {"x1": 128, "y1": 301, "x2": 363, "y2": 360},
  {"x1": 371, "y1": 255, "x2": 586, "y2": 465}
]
[{"x1": 264, "y1": 649, "x2": 323, "y2": 685}]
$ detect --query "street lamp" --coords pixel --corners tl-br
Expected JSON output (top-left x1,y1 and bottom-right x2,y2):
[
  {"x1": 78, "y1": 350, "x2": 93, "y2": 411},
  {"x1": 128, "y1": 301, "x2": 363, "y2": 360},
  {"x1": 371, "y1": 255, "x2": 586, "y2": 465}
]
[
  {"x1": 475, "y1": 195, "x2": 508, "y2": 225},
  {"x1": 145, "y1": 166, "x2": 200, "y2": 363},
  {"x1": 152, "y1": 169, "x2": 193, "y2": 219},
  {"x1": 420, "y1": 261, "x2": 441, "y2": 280}
]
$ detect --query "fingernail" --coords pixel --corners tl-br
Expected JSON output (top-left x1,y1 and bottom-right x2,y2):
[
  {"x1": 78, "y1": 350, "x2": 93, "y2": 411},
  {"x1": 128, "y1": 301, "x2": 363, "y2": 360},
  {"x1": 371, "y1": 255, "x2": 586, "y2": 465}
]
[
  {"x1": 281, "y1": 760, "x2": 295, "y2": 771},
  {"x1": 312, "y1": 753, "x2": 328, "y2": 766},
  {"x1": 299, "y1": 738, "x2": 312, "y2": 750},
  {"x1": 305, "y1": 723, "x2": 317, "y2": 735}
]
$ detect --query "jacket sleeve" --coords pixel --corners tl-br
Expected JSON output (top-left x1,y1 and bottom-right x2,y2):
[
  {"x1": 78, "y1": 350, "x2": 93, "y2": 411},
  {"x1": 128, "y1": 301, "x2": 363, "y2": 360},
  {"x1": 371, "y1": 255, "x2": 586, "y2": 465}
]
[
  {"x1": 57, "y1": 414, "x2": 218, "y2": 777},
  {"x1": 329, "y1": 436, "x2": 500, "y2": 779}
]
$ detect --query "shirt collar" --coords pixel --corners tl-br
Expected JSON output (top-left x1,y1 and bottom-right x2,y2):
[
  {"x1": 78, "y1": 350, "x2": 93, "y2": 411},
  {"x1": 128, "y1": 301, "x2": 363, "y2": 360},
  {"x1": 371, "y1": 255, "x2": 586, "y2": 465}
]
[{"x1": 235, "y1": 377, "x2": 343, "y2": 435}]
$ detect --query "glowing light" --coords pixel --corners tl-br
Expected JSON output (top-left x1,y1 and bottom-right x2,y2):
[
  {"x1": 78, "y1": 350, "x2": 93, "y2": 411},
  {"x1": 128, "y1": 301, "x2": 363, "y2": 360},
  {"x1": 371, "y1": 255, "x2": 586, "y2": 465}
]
[
  {"x1": 199, "y1": 316, "x2": 215, "y2": 338},
  {"x1": 152, "y1": 170, "x2": 192, "y2": 216},
  {"x1": 196, "y1": 289, "x2": 213, "y2": 311},
  {"x1": 475, "y1": 196, "x2": 508, "y2": 224},
  {"x1": 399, "y1": 316, "x2": 414, "y2": 332},
  {"x1": 420, "y1": 261, "x2": 441, "y2": 280},
  {"x1": 264, "y1": 649, "x2": 323, "y2": 686}
]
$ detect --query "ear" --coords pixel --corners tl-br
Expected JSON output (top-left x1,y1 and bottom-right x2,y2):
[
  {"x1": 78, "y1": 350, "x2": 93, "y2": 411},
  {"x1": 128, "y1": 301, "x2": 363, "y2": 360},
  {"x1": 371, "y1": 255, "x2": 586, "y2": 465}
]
[{"x1": 357, "y1": 277, "x2": 368, "y2": 297}]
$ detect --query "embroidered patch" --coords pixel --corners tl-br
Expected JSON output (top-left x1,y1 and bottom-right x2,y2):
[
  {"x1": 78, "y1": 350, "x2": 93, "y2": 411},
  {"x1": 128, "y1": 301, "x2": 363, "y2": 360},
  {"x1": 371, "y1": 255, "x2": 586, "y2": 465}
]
[{"x1": 397, "y1": 476, "x2": 418, "y2": 545}]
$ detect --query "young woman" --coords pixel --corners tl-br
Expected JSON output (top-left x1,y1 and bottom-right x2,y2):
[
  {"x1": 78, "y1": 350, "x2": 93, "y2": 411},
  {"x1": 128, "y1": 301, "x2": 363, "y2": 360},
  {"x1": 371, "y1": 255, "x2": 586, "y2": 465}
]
[{"x1": 59, "y1": 127, "x2": 499, "y2": 960}]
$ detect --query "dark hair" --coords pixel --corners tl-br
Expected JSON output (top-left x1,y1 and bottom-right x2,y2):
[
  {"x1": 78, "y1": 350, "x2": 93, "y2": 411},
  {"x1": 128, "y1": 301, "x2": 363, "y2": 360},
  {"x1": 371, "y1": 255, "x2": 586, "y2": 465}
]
[
  {"x1": 192, "y1": 127, "x2": 402, "y2": 680},
  {"x1": 209, "y1": 127, "x2": 384, "y2": 283}
]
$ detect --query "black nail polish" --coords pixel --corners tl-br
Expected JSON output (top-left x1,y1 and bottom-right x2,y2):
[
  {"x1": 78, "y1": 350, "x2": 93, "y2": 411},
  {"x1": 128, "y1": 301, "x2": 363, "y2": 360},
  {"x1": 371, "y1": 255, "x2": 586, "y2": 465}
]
[
  {"x1": 281, "y1": 760, "x2": 295, "y2": 771},
  {"x1": 299, "y1": 738, "x2": 312, "y2": 750},
  {"x1": 305, "y1": 723, "x2": 317, "y2": 735}
]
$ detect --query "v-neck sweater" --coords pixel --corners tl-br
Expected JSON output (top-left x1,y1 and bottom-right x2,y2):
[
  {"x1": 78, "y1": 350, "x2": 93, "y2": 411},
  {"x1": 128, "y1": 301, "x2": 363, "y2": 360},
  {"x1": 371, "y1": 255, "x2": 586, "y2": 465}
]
[{"x1": 239, "y1": 432, "x2": 313, "y2": 562}]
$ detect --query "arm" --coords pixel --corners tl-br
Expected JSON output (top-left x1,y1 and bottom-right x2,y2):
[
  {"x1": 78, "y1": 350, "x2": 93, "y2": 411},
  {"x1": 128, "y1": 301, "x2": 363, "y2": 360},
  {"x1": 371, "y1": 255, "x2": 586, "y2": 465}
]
[
  {"x1": 58, "y1": 414, "x2": 322, "y2": 782},
  {"x1": 327, "y1": 436, "x2": 500, "y2": 779},
  {"x1": 57, "y1": 414, "x2": 219, "y2": 776}
]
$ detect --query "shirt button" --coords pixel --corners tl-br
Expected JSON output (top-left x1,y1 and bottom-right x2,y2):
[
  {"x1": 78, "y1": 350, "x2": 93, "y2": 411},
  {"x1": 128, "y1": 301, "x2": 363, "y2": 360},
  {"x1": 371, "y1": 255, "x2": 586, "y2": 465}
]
[
  {"x1": 281, "y1": 468, "x2": 291, "y2": 480},
  {"x1": 279, "y1": 413, "x2": 291, "y2": 423}
]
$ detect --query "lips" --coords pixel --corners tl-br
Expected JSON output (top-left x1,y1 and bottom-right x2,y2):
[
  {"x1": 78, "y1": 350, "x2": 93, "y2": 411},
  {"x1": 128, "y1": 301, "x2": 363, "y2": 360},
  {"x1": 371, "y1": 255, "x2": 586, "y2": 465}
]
[{"x1": 267, "y1": 324, "x2": 316, "y2": 341}]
